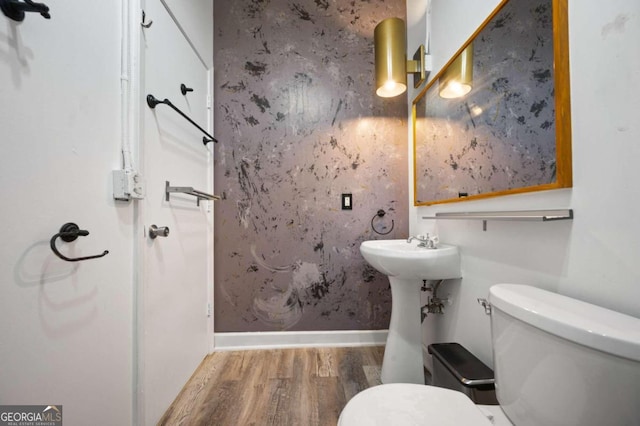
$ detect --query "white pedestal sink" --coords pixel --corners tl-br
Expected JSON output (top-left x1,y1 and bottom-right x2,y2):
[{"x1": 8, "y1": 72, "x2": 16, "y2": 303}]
[{"x1": 360, "y1": 239, "x2": 461, "y2": 384}]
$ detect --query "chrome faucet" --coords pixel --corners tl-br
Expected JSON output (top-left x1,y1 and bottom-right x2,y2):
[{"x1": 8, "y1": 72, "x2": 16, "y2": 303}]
[{"x1": 407, "y1": 234, "x2": 439, "y2": 249}]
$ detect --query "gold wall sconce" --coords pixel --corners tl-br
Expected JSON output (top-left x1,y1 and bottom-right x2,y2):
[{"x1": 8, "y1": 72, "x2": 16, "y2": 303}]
[
  {"x1": 438, "y1": 42, "x2": 474, "y2": 99},
  {"x1": 374, "y1": 18, "x2": 429, "y2": 98}
]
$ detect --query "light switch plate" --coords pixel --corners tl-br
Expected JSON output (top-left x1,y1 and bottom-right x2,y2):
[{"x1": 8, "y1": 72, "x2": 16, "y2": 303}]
[{"x1": 342, "y1": 193, "x2": 352, "y2": 210}]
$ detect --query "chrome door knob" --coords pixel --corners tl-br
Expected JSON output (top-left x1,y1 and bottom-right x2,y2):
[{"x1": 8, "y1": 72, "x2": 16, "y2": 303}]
[{"x1": 149, "y1": 225, "x2": 170, "y2": 239}]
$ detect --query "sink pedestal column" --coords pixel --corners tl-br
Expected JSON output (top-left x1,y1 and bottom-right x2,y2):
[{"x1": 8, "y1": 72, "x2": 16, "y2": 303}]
[{"x1": 381, "y1": 277, "x2": 425, "y2": 384}]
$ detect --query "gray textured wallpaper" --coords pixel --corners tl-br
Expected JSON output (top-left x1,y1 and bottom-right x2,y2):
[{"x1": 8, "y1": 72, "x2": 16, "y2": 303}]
[{"x1": 214, "y1": 0, "x2": 408, "y2": 332}]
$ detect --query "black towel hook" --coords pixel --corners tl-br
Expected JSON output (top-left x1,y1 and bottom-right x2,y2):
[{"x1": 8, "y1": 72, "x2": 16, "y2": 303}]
[
  {"x1": 371, "y1": 209, "x2": 395, "y2": 235},
  {"x1": 0, "y1": 0, "x2": 50, "y2": 22},
  {"x1": 141, "y1": 10, "x2": 152, "y2": 28},
  {"x1": 50, "y1": 223, "x2": 109, "y2": 262},
  {"x1": 180, "y1": 84, "x2": 194, "y2": 96}
]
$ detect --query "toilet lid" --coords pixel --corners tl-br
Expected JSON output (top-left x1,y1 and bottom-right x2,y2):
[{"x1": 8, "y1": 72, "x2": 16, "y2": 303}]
[{"x1": 339, "y1": 384, "x2": 494, "y2": 426}]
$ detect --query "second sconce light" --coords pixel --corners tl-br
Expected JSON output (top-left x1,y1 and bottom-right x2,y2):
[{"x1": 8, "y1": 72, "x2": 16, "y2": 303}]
[{"x1": 439, "y1": 42, "x2": 474, "y2": 99}]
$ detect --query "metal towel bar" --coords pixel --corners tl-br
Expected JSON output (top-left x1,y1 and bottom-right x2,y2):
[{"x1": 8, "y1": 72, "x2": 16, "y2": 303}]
[
  {"x1": 422, "y1": 209, "x2": 573, "y2": 231},
  {"x1": 422, "y1": 209, "x2": 573, "y2": 221},
  {"x1": 165, "y1": 181, "x2": 220, "y2": 206}
]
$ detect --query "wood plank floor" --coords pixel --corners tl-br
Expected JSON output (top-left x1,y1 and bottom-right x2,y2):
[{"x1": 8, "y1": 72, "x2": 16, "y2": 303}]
[{"x1": 158, "y1": 346, "x2": 385, "y2": 426}]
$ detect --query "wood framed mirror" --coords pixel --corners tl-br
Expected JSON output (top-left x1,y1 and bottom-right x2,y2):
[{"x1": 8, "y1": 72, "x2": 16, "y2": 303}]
[{"x1": 413, "y1": 0, "x2": 571, "y2": 206}]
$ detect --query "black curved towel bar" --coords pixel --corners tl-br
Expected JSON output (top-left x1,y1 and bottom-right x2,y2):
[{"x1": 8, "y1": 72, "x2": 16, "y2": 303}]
[
  {"x1": 147, "y1": 94, "x2": 218, "y2": 146},
  {"x1": 50, "y1": 223, "x2": 109, "y2": 262}
]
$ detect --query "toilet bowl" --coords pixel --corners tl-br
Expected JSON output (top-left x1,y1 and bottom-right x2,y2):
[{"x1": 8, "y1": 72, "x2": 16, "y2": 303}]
[
  {"x1": 338, "y1": 383, "x2": 512, "y2": 425},
  {"x1": 339, "y1": 284, "x2": 640, "y2": 426}
]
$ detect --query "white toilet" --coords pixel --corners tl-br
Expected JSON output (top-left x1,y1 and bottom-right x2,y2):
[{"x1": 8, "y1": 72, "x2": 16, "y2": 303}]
[{"x1": 339, "y1": 284, "x2": 640, "y2": 425}]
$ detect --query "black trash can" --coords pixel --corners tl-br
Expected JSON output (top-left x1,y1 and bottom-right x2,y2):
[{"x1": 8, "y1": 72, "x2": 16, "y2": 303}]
[{"x1": 427, "y1": 342, "x2": 498, "y2": 405}]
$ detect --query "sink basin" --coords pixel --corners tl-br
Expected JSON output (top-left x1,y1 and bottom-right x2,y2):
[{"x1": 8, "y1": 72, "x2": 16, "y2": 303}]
[
  {"x1": 360, "y1": 239, "x2": 461, "y2": 385},
  {"x1": 360, "y1": 240, "x2": 461, "y2": 280}
]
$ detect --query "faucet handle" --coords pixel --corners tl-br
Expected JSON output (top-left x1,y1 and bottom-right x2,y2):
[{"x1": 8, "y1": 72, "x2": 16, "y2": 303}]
[{"x1": 424, "y1": 234, "x2": 439, "y2": 248}]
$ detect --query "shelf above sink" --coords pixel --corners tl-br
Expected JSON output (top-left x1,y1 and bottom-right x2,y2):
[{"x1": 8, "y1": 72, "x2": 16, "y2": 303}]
[
  {"x1": 422, "y1": 209, "x2": 573, "y2": 231},
  {"x1": 422, "y1": 209, "x2": 573, "y2": 222}
]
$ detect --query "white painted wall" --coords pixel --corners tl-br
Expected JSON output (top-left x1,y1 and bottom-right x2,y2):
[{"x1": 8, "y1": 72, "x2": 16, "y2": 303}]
[
  {"x1": 408, "y1": 0, "x2": 640, "y2": 368},
  {"x1": 161, "y1": 0, "x2": 214, "y2": 68},
  {"x1": 0, "y1": 3, "x2": 132, "y2": 425},
  {"x1": 0, "y1": 1, "x2": 214, "y2": 424}
]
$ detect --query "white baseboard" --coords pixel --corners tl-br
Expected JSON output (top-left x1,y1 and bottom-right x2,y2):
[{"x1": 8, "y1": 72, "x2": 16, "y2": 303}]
[{"x1": 213, "y1": 330, "x2": 388, "y2": 351}]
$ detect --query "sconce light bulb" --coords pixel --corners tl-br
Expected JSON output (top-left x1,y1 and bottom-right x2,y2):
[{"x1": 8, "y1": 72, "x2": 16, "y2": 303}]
[
  {"x1": 377, "y1": 79, "x2": 407, "y2": 97},
  {"x1": 439, "y1": 80, "x2": 472, "y2": 99},
  {"x1": 384, "y1": 80, "x2": 397, "y2": 92},
  {"x1": 438, "y1": 42, "x2": 474, "y2": 99}
]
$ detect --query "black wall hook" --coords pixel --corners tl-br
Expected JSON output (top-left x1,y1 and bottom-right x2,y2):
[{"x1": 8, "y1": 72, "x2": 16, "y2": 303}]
[
  {"x1": 0, "y1": 0, "x2": 50, "y2": 22},
  {"x1": 371, "y1": 209, "x2": 395, "y2": 235},
  {"x1": 141, "y1": 10, "x2": 152, "y2": 28},
  {"x1": 180, "y1": 84, "x2": 194, "y2": 96},
  {"x1": 50, "y1": 223, "x2": 109, "y2": 262}
]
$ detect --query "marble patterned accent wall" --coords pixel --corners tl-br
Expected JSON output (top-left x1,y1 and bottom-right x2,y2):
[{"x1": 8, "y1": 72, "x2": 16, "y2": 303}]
[
  {"x1": 415, "y1": 0, "x2": 555, "y2": 203},
  {"x1": 214, "y1": 0, "x2": 408, "y2": 332}
]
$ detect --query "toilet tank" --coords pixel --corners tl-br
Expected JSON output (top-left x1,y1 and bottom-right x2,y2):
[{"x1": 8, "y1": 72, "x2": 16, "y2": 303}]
[{"x1": 489, "y1": 284, "x2": 640, "y2": 426}]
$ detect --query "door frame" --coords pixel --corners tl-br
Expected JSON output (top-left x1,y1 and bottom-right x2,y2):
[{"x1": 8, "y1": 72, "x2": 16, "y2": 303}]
[{"x1": 121, "y1": 1, "x2": 215, "y2": 423}]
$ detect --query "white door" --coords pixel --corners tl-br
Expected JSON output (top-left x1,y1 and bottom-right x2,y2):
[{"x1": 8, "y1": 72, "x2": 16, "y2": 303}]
[
  {"x1": 0, "y1": 2, "x2": 133, "y2": 424},
  {"x1": 139, "y1": 1, "x2": 213, "y2": 423}
]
